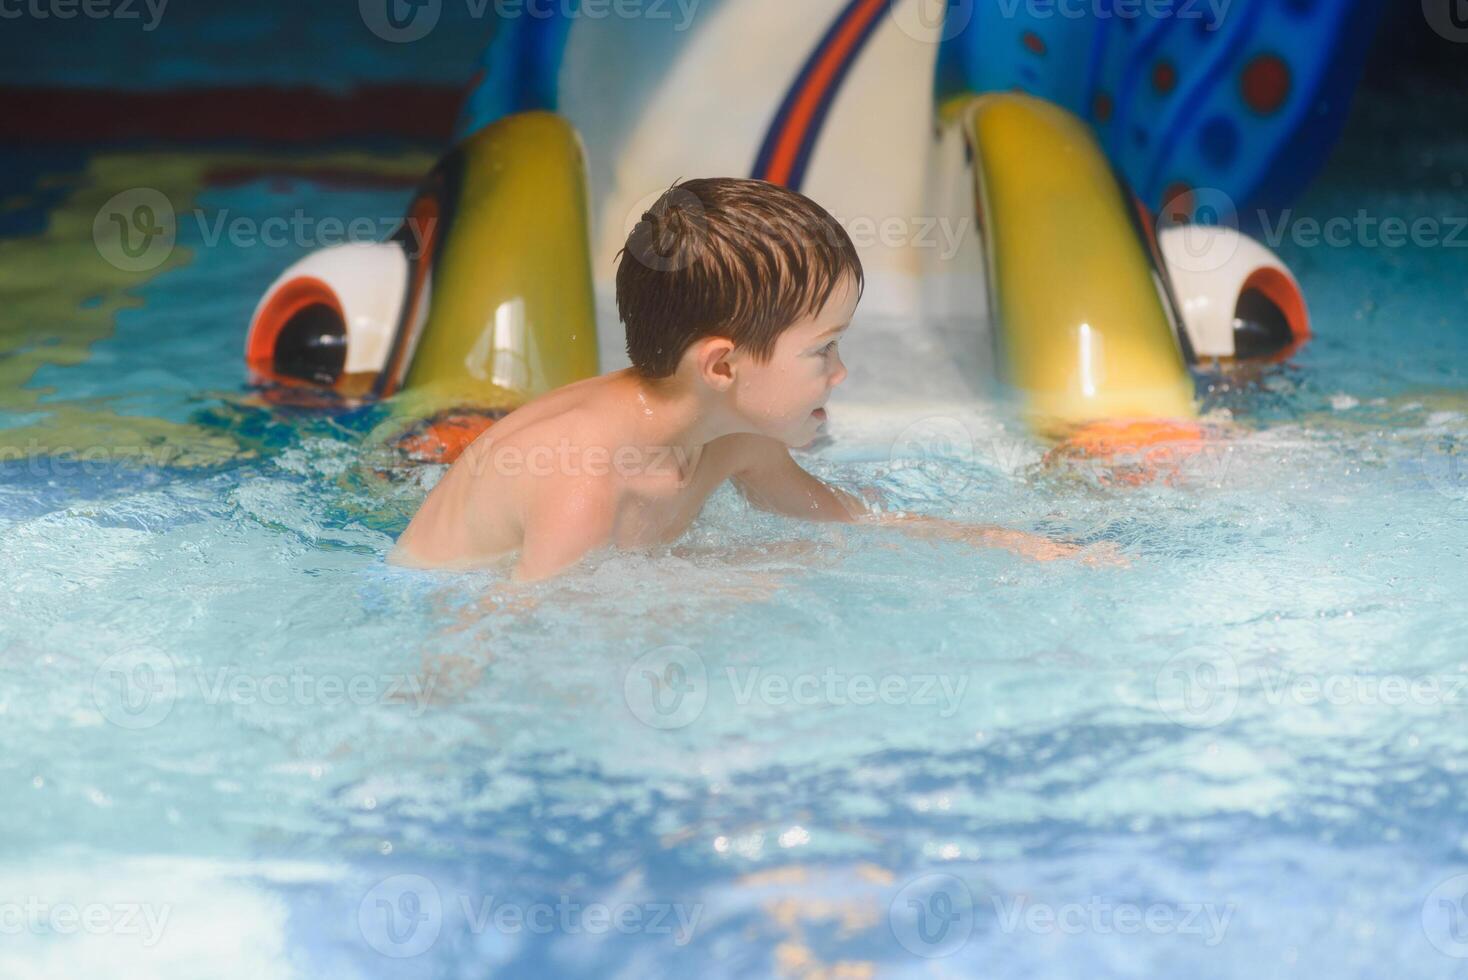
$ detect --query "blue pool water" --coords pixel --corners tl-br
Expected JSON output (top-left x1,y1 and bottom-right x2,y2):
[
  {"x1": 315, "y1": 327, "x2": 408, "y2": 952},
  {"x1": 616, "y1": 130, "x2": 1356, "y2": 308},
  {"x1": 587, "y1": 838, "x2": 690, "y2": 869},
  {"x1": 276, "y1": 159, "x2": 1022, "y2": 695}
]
[{"x1": 4, "y1": 76, "x2": 1468, "y2": 980}]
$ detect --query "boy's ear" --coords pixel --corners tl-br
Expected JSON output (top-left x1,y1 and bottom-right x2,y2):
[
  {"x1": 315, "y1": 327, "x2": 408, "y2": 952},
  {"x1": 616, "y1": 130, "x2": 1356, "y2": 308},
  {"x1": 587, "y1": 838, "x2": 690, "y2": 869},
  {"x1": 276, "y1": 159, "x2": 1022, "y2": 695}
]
[{"x1": 694, "y1": 337, "x2": 737, "y2": 391}]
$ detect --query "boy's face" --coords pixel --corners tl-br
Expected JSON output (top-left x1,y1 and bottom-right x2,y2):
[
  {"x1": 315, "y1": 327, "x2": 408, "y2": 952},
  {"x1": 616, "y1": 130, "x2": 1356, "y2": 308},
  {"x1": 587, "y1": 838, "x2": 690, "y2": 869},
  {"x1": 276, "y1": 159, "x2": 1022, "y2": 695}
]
[{"x1": 729, "y1": 273, "x2": 858, "y2": 448}]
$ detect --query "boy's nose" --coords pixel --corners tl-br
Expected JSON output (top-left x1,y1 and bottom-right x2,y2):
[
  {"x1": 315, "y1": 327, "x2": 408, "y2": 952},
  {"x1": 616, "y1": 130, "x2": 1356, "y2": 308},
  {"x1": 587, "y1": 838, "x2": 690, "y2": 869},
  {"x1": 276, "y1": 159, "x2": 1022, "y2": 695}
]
[{"x1": 830, "y1": 353, "x2": 847, "y2": 388}]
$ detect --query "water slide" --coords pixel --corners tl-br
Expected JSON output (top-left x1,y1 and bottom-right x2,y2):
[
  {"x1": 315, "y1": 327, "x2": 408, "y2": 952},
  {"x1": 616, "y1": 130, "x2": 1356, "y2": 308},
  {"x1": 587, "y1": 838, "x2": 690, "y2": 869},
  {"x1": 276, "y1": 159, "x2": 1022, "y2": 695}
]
[{"x1": 245, "y1": 0, "x2": 1378, "y2": 460}]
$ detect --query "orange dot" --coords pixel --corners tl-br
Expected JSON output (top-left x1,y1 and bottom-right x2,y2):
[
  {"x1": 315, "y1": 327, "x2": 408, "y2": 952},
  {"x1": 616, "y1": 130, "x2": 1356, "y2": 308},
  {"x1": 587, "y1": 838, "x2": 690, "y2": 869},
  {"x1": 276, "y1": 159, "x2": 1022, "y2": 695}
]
[
  {"x1": 1093, "y1": 92, "x2": 1114, "y2": 122},
  {"x1": 1022, "y1": 31, "x2": 1047, "y2": 56},
  {"x1": 1152, "y1": 61, "x2": 1178, "y2": 95},
  {"x1": 1241, "y1": 53, "x2": 1291, "y2": 115}
]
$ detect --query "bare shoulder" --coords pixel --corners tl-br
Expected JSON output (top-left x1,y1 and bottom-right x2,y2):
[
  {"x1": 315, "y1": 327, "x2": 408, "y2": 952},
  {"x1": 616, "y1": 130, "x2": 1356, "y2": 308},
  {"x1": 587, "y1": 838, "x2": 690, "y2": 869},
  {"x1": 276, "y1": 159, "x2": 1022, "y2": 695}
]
[{"x1": 456, "y1": 397, "x2": 608, "y2": 482}]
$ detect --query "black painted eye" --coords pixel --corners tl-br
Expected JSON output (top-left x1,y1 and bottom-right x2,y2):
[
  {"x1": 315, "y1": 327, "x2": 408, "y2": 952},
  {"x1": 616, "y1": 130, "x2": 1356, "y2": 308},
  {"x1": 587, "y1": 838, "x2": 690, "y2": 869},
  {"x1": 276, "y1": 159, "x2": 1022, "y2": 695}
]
[
  {"x1": 246, "y1": 241, "x2": 413, "y2": 398},
  {"x1": 273, "y1": 303, "x2": 348, "y2": 385},
  {"x1": 1231, "y1": 287, "x2": 1295, "y2": 360}
]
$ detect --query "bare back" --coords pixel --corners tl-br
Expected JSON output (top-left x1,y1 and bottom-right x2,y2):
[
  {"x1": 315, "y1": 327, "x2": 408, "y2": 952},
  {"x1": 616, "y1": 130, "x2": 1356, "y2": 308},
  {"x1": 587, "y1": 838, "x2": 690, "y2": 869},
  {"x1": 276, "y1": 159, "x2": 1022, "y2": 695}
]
[{"x1": 390, "y1": 371, "x2": 754, "y2": 572}]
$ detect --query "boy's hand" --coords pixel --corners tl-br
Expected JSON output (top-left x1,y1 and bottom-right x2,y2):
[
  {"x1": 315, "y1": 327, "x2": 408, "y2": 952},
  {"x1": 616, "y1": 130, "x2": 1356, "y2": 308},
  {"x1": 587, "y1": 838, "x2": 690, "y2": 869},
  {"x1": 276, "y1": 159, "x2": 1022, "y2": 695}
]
[
  {"x1": 866, "y1": 514, "x2": 1131, "y2": 567},
  {"x1": 727, "y1": 434, "x2": 1128, "y2": 567},
  {"x1": 1073, "y1": 540, "x2": 1129, "y2": 568}
]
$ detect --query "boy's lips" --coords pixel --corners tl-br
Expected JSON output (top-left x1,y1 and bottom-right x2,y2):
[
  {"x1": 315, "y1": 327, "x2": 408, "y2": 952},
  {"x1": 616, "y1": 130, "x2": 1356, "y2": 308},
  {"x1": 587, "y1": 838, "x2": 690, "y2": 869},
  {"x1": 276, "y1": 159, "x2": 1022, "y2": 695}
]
[{"x1": 811, "y1": 407, "x2": 828, "y2": 422}]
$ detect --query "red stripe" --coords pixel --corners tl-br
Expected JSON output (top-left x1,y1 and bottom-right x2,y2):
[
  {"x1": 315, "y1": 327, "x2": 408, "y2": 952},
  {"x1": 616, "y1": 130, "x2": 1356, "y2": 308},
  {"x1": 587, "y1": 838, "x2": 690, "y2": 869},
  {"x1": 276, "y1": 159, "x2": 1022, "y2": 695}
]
[{"x1": 764, "y1": 0, "x2": 887, "y2": 186}]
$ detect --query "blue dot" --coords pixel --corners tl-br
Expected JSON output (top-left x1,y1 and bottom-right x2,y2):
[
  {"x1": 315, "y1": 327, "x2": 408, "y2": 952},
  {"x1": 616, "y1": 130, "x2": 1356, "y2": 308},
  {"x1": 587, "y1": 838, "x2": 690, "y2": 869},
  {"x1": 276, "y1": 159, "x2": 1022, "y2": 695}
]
[
  {"x1": 1199, "y1": 116, "x2": 1239, "y2": 169},
  {"x1": 1284, "y1": 0, "x2": 1315, "y2": 14}
]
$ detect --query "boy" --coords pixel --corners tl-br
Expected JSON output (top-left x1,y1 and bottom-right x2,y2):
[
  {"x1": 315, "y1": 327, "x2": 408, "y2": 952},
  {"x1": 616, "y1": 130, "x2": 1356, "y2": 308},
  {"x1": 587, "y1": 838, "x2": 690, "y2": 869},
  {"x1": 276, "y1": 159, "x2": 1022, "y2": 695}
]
[{"x1": 392, "y1": 178, "x2": 1116, "y2": 579}]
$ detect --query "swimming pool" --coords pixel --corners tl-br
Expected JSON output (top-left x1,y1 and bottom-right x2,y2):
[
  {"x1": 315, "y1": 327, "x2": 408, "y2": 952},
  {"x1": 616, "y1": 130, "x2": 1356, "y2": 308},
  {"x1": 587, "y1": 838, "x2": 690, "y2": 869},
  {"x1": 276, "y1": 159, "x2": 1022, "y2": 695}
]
[{"x1": 4, "y1": 53, "x2": 1468, "y2": 980}]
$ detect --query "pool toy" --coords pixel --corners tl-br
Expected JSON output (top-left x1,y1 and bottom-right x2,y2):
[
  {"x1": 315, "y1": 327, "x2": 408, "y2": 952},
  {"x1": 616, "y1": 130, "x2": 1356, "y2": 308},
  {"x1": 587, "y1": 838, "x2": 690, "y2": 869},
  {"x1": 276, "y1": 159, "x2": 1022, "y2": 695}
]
[{"x1": 246, "y1": 0, "x2": 1375, "y2": 461}]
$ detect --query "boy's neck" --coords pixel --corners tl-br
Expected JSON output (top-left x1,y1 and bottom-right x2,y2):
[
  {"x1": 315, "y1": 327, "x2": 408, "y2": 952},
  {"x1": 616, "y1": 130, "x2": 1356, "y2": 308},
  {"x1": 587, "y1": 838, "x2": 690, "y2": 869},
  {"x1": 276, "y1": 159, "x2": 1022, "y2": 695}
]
[{"x1": 616, "y1": 369, "x2": 741, "y2": 473}]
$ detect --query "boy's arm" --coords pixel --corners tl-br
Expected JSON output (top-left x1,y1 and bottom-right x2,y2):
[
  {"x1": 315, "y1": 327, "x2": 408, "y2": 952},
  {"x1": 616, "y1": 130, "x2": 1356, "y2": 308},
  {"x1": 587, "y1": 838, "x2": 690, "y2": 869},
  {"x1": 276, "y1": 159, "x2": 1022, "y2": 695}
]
[
  {"x1": 513, "y1": 477, "x2": 618, "y2": 581},
  {"x1": 731, "y1": 436, "x2": 863, "y2": 524},
  {"x1": 868, "y1": 513, "x2": 1125, "y2": 564},
  {"x1": 732, "y1": 437, "x2": 1124, "y2": 566}
]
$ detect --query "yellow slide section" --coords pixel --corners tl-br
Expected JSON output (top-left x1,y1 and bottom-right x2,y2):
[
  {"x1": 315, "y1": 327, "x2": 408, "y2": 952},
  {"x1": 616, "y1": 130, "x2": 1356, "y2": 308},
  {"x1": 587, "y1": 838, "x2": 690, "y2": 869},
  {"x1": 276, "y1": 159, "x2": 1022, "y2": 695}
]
[
  {"x1": 955, "y1": 94, "x2": 1196, "y2": 434},
  {"x1": 405, "y1": 111, "x2": 600, "y2": 401}
]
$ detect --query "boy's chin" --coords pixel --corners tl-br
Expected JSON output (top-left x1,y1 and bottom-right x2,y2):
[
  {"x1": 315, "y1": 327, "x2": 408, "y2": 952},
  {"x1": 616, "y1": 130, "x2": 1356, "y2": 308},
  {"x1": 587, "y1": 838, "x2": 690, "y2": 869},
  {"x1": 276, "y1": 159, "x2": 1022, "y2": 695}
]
[
  {"x1": 746, "y1": 410, "x2": 824, "y2": 448},
  {"x1": 782, "y1": 419, "x2": 825, "y2": 450}
]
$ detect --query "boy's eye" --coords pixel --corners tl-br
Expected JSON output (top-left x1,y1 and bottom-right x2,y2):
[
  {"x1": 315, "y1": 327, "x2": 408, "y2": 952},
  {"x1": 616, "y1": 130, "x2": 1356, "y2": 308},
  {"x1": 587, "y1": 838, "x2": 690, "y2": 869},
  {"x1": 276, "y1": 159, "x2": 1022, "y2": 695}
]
[{"x1": 820, "y1": 340, "x2": 839, "y2": 355}]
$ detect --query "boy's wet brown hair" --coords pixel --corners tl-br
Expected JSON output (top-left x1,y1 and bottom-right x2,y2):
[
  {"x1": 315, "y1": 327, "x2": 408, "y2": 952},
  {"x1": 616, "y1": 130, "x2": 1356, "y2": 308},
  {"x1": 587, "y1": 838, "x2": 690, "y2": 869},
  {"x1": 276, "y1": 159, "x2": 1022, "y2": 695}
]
[{"x1": 615, "y1": 177, "x2": 864, "y2": 379}]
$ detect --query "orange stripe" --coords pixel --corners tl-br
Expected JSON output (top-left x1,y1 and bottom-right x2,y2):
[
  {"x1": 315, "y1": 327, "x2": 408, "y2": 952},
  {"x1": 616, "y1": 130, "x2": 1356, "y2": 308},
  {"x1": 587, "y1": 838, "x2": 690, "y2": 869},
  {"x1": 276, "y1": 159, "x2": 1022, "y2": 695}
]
[
  {"x1": 766, "y1": 0, "x2": 887, "y2": 185},
  {"x1": 246, "y1": 276, "x2": 343, "y2": 375},
  {"x1": 380, "y1": 193, "x2": 440, "y2": 396}
]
